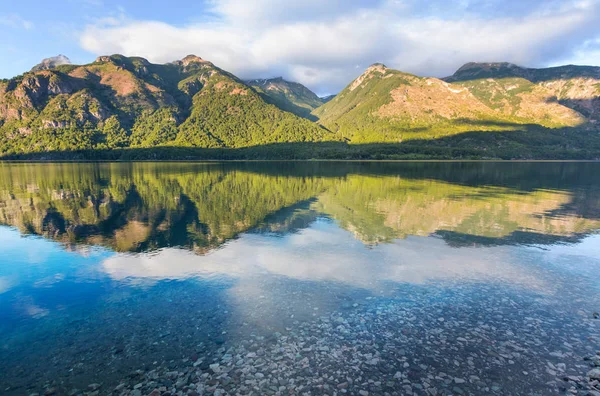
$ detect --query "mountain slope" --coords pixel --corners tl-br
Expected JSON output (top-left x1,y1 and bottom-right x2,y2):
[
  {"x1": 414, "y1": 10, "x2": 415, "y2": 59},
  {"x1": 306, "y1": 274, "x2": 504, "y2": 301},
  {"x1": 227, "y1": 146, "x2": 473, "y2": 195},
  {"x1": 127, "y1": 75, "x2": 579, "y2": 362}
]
[
  {"x1": 0, "y1": 55, "x2": 332, "y2": 155},
  {"x1": 445, "y1": 62, "x2": 600, "y2": 123},
  {"x1": 177, "y1": 71, "x2": 331, "y2": 147},
  {"x1": 246, "y1": 77, "x2": 324, "y2": 119},
  {"x1": 312, "y1": 63, "x2": 590, "y2": 143}
]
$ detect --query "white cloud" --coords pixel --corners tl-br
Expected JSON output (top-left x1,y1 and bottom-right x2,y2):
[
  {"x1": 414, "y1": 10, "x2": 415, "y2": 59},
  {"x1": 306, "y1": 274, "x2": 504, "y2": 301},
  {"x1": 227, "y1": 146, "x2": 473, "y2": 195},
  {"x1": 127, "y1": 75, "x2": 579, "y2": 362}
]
[
  {"x1": 79, "y1": 0, "x2": 600, "y2": 93},
  {"x1": 0, "y1": 13, "x2": 33, "y2": 30}
]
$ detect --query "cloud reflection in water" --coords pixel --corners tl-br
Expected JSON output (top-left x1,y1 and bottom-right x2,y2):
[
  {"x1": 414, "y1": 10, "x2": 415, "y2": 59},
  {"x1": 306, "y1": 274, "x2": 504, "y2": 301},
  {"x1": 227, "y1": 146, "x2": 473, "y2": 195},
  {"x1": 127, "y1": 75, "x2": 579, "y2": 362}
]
[{"x1": 102, "y1": 219, "x2": 549, "y2": 292}]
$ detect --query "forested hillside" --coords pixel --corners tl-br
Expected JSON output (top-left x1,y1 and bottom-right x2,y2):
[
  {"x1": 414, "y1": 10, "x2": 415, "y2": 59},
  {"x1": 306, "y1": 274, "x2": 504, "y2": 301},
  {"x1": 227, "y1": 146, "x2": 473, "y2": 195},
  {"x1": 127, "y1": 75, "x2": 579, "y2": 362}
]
[
  {"x1": 1, "y1": 56, "x2": 599, "y2": 160},
  {"x1": 0, "y1": 55, "x2": 332, "y2": 156}
]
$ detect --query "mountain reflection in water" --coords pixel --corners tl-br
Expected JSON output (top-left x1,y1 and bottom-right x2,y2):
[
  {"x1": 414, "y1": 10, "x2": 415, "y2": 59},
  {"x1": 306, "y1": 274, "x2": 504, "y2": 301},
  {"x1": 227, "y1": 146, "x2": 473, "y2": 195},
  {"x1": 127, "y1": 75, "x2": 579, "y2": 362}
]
[{"x1": 1, "y1": 161, "x2": 598, "y2": 253}]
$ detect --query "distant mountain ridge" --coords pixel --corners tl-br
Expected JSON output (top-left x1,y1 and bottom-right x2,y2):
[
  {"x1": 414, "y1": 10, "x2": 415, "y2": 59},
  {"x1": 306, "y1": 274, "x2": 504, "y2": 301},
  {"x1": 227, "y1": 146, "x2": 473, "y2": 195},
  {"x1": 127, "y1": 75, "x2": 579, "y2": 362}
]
[
  {"x1": 319, "y1": 94, "x2": 336, "y2": 103},
  {"x1": 246, "y1": 77, "x2": 325, "y2": 119},
  {"x1": 1, "y1": 55, "x2": 599, "y2": 160},
  {"x1": 444, "y1": 62, "x2": 600, "y2": 82}
]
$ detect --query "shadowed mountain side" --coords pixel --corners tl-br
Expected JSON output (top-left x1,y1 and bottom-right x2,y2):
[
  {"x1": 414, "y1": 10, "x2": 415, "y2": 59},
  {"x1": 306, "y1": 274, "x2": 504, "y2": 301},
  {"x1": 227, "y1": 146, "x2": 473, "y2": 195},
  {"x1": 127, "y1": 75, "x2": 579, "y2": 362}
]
[
  {"x1": 545, "y1": 96, "x2": 600, "y2": 122},
  {"x1": 247, "y1": 77, "x2": 323, "y2": 121},
  {"x1": 258, "y1": 93, "x2": 319, "y2": 121}
]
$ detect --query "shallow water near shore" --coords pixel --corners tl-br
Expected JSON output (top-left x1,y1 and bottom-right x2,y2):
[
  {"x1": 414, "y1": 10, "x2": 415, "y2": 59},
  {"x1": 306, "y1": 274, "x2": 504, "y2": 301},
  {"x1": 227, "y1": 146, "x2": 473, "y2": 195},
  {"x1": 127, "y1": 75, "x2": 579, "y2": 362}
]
[{"x1": 0, "y1": 161, "x2": 599, "y2": 396}]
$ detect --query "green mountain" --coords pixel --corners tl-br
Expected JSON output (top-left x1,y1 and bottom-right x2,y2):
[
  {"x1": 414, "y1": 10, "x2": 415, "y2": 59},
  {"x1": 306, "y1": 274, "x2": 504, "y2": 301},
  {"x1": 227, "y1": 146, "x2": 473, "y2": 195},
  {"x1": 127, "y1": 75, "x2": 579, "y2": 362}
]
[
  {"x1": 311, "y1": 63, "x2": 593, "y2": 143},
  {"x1": 0, "y1": 54, "x2": 332, "y2": 156},
  {"x1": 246, "y1": 77, "x2": 324, "y2": 119},
  {"x1": 1, "y1": 57, "x2": 600, "y2": 160}
]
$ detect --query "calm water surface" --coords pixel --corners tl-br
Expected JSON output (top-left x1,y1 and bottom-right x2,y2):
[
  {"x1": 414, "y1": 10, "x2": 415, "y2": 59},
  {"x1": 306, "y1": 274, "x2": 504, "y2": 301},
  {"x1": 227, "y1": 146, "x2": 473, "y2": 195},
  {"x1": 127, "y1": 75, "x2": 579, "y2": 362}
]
[{"x1": 0, "y1": 162, "x2": 599, "y2": 395}]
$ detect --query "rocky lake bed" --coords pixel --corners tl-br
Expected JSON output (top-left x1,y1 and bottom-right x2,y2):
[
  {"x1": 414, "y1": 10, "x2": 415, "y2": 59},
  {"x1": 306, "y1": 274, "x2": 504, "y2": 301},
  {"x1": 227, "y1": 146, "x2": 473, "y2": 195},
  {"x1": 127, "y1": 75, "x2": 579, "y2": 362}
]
[{"x1": 8, "y1": 280, "x2": 600, "y2": 396}]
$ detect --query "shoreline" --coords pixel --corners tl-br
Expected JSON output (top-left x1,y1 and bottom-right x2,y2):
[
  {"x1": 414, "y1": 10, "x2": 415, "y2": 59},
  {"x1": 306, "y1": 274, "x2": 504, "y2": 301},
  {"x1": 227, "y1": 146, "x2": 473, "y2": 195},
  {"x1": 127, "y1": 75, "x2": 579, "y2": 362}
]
[{"x1": 2, "y1": 159, "x2": 600, "y2": 163}]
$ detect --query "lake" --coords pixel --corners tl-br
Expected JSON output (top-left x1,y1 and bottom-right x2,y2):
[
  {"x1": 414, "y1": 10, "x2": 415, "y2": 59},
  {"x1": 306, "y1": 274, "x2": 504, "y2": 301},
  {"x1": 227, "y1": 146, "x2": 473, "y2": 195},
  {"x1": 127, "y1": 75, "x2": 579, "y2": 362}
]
[{"x1": 0, "y1": 161, "x2": 599, "y2": 396}]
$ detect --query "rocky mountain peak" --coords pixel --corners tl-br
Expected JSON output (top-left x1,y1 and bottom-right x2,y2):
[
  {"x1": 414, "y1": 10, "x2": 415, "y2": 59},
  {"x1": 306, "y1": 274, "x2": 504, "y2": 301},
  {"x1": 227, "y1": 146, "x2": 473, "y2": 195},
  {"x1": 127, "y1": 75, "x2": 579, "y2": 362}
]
[
  {"x1": 180, "y1": 55, "x2": 210, "y2": 66},
  {"x1": 246, "y1": 77, "x2": 287, "y2": 87},
  {"x1": 31, "y1": 54, "x2": 72, "y2": 72},
  {"x1": 368, "y1": 63, "x2": 387, "y2": 70},
  {"x1": 363, "y1": 63, "x2": 389, "y2": 76},
  {"x1": 94, "y1": 55, "x2": 114, "y2": 63},
  {"x1": 349, "y1": 63, "x2": 389, "y2": 91}
]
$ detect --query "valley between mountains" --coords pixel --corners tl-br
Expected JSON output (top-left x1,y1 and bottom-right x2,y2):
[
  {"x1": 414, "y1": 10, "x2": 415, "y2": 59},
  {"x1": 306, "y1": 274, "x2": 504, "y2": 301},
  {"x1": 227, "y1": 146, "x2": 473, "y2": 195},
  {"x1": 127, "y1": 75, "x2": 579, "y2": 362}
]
[{"x1": 1, "y1": 55, "x2": 599, "y2": 160}]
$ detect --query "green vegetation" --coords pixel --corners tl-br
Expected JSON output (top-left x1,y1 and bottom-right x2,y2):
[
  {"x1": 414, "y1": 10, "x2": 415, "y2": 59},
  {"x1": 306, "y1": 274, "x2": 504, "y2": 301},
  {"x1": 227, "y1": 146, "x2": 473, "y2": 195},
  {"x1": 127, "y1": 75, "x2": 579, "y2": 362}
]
[
  {"x1": 248, "y1": 77, "x2": 324, "y2": 119},
  {"x1": 130, "y1": 107, "x2": 179, "y2": 147},
  {"x1": 1, "y1": 57, "x2": 599, "y2": 160},
  {"x1": 4, "y1": 124, "x2": 600, "y2": 161},
  {"x1": 0, "y1": 55, "x2": 331, "y2": 157},
  {"x1": 454, "y1": 78, "x2": 533, "y2": 111},
  {"x1": 312, "y1": 67, "x2": 420, "y2": 142},
  {"x1": 176, "y1": 75, "x2": 331, "y2": 147}
]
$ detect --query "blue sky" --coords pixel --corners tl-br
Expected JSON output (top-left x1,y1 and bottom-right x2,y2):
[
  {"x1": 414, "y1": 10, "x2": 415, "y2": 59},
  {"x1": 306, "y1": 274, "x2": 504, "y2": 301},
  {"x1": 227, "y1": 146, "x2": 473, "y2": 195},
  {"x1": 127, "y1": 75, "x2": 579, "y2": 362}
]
[
  {"x1": 2, "y1": 0, "x2": 600, "y2": 93},
  {"x1": 0, "y1": 0, "x2": 215, "y2": 76}
]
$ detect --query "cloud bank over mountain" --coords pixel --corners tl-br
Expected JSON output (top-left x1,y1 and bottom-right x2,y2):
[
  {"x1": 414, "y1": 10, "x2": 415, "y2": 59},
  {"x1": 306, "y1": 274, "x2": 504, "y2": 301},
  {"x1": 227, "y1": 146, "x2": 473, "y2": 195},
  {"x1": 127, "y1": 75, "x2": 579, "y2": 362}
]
[{"x1": 62, "y1": 0, "x2": 600, "y2": 93}]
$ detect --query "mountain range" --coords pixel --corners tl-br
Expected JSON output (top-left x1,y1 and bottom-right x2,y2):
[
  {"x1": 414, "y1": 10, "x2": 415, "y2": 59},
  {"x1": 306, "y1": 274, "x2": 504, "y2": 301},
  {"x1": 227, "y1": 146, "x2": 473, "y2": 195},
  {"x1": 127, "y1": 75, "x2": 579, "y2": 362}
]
[{"x1": 1, "y1": 54, "x2": 599, "y2": 160}]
